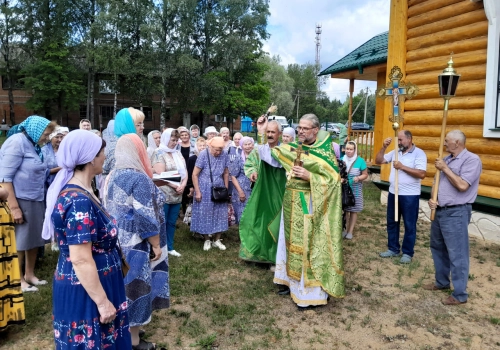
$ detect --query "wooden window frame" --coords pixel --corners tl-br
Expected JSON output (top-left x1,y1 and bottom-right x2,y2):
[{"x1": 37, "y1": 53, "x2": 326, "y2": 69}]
[{"x1": 484, "y1": 0, "x2": 500, "y2": 136}]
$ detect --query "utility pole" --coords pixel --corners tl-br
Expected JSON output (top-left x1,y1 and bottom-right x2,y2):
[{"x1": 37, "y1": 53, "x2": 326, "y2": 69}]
[
  {"x1": 315, "y1": 24, "x2": 322, "y2": 90},
  {"x1": 363, "y1": 87, "x2": 370, "y2": 123}
]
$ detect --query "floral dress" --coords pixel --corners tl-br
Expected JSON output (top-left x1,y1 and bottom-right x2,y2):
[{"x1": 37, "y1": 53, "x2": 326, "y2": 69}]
[
  {"x1": 190, "y1": 149, "x2": 229, "y2": 234},
  {"x1": 228, "y1": 155, "x2": 251, "y2": 223},
  {"x1": 51, "y1": 185, "x2": 131, "y2": 350}
]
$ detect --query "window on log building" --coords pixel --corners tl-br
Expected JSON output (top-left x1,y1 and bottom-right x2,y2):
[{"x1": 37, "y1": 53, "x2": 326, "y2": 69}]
[{"x1": 484, "y1": 0, "x2": 500, "y2": 136}]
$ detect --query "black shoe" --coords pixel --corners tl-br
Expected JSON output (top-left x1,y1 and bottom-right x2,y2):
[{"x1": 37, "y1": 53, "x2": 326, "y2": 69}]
[{"x1": 277, "y1": 286, "x2": 290, "y2": 296}]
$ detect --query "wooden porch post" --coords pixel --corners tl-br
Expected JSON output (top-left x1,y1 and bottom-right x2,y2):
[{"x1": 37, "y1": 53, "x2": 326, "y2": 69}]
[{"x1": 347, "y1": 78, "x2": 354, "y2": 141}]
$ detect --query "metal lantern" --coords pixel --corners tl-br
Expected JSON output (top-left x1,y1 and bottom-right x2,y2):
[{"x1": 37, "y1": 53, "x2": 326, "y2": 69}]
[
  {"x1": 430, "y1": 57, "x2": 461, "y2": 221},
  {"x1": 438, "y1": 57, "x2": 461, "y2": 98}
]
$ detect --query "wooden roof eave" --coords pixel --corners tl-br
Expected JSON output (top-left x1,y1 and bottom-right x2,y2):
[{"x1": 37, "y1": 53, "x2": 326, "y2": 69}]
[{"x1": 329, "y1": 62, "x2": 387, "y2": 81}]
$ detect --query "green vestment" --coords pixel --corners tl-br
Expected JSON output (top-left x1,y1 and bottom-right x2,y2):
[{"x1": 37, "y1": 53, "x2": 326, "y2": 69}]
[
  {"x1": 272, "y1": 130, "x2": 345, "y2": 298},
  {"x1": 239, "y1": 148, "x2": 287, "y2": 263}
]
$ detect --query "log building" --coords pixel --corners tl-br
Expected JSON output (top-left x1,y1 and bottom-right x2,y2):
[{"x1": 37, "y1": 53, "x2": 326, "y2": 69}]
[{"x1": 321, "y1": 0, "x2": 500, "y2": 241}]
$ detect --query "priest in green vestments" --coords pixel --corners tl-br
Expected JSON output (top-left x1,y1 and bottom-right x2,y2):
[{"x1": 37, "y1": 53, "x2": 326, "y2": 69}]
[
  {"x1": 256, "y1": 113, "x2": 345, "y2": 308},
  {"x1": 239, "y1": 121, "x2": 286, "y2": 263}
]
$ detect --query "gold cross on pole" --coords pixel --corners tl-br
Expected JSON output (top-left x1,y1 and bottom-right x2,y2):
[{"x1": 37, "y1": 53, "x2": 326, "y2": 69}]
[
  {"x1": 376, "y1": 66, "x2": 419, "y2": 222},
  {"x1": 288, "y1": 142, "x2": 308, "y2": 180}
]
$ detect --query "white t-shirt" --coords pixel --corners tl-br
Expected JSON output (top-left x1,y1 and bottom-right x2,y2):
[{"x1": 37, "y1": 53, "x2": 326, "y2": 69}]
[{"x1": 384, "y1": 145, "x2": 427, "y2": 196}]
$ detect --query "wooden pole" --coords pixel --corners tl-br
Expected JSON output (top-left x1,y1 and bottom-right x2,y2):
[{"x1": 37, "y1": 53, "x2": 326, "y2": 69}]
[
  {"x1": 393, "y1": 128, "x2": 399, "y2": 222},
  {"x1": 347, "y1": 79, "x2": 354, "y2": 141},
  {"x1": 430, "y1": 99, "x2": 449, "y2": 220}
]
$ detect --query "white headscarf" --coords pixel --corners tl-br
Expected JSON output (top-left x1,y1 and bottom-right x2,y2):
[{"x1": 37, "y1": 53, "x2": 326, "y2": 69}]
[
  {"x1": 342, "y1": 141, "x2": 358, "y2": 170},
  {"x1": 282, "y1": 127, "x2": 296, "y2": 142},
  {"x1": 159, "y1": 128, "x2": 187, "y2": 179},
  {"x1": 147, "y1": 130, "x2": 160, "y2": 158}
]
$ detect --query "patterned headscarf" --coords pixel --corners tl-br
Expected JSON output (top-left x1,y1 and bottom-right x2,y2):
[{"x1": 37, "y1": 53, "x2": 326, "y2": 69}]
[
  {"x1": 42, "y1": 130, "x2": 103, "y2": 240},
  {"x1": 19, "y1": 116, "x2": 51, "y2": 161},
  {"x1": 114, "y1": 108, "x2": 136, "y2": 138},
  {"x1": 115, "y1": 134, "x2": 153, "y2": 179}
]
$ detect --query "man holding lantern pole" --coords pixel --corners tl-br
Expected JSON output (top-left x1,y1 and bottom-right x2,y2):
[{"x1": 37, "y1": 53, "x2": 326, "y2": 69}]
[
  {"x1": 375, "y1": 130, "x2": 427, "y2": 264},
  {"x1": 425, "y1": 130, "x2": 482, "y2": 306}
]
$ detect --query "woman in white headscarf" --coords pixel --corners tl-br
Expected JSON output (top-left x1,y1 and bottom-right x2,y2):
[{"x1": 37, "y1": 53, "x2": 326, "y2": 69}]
[
  {"x1": 282, "y1": 127, "x2": 296, "y2": 144},
  {"x1": 341, "y1": 141, "x2": 368, "y2": 240},
  {"x1": 151, "y1": 128, "x2": 187, "y2": 257},
  {"x1": 147, "y1": 130, "x2": 161, "y2": 159}
]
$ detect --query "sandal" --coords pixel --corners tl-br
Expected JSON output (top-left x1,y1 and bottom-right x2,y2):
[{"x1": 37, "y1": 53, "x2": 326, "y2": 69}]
[{"x1": 132, "y1": 339, "x2": 156, "y2": 350}]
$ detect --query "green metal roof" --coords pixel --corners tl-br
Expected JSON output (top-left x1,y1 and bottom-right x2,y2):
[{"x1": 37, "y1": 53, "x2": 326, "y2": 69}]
[{"x1": 319, "y1": 31, "x2": 388, "y2": 76}]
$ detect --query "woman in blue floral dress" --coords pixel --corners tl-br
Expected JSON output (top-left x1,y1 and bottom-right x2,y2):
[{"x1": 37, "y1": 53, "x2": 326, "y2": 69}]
[
  {"x1": 228, "y1": 136, "x2": 254, "y2": 223},
  {"x1": 191, "y1": 137, "x2": 229, "y2": 251},
  {"x1": 105, "y1": 133, "x2": 169, "y2": 350},
  {"x1": 43, "y1": 130, "x2": 131, "y2": 350}
]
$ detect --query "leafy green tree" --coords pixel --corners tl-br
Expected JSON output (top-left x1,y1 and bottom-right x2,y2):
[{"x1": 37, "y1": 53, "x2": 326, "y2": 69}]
[
  {"x1": 287, "y1": 63, "x2": 320, "y2": 122},
  {"x1": 261, "y1": 55, "x2": 294, "y2": 119}
]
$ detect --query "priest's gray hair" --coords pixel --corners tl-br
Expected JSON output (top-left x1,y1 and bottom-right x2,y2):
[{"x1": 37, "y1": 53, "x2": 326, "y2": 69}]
[
  {"x1": 447, "y1": 130, "x2": 466, "y2": 145},
  {"x1": 300, "y1": 113, "x2": 320, "y2": 128}
]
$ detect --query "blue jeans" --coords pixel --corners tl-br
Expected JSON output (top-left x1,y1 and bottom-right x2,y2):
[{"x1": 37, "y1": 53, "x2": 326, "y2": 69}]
[
  {"x1": 386, "y1": 193, "x2": 419, "y2": 257},
  {"x1": 164, "y1": 203, "x2": 181, "y2": 251},
  {"x1": 430, "y1": 204, "x2": 471, "y2": 302}
]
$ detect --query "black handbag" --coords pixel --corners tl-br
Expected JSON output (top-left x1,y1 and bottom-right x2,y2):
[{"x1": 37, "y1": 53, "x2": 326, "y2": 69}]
[
  {"x1": 207, "y1": 152, "x2": 229, "y2": 202},
  {"x1": 342, "y1": 182, "x2": 356, "y2": 208},
  {"x1": 341, "y1": 158, "x2": 357, "y2": 208}
]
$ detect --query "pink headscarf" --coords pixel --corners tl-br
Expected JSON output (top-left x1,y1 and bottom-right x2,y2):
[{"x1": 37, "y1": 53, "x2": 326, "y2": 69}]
[
  {"x1": 207, "y1": 136, "x2": 224, "y2": 148},
  {"x1": 239, "y1": 136, "x2": 254, "y2": 162},
  {"x1": 42, "y1": 130, "x2": 103, "y2": 240},
  {"x1": 115, "y1": 134, "x2": 154, "y2": 179}
]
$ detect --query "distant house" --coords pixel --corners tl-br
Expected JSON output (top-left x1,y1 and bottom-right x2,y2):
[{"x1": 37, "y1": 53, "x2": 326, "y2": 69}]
[{"x1": 320, "y1": 0, "x2": 499, "y2": 242}]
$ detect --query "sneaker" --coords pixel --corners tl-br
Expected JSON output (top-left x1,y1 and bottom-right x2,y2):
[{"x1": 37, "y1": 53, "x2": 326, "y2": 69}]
[
  {"x1": 345, "y1": 233, "x2": 353, "y2": 240},
  {"x1": 212, "y1": 240, "x2": 226, "y2": 250},
  {"x1": 203, "y1": 240, "x2": 212, "y2": 251},
  {"x1": 168, "y1": 250, "x2": 181, "y2": 257},
  {"x1": 399, "y1": 254, "x2": 412, "y2": 264},
  {"x1": 379, "y1": 250, "x2": 399, "y2": 258}
]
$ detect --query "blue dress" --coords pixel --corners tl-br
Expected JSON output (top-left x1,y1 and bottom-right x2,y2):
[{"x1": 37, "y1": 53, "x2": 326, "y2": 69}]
[
  {"x1": 42, "y1": 143, "x2": 58, "y2": 187},
  {"x1": 105, "y1": 169, "x2": 170, "y2": 327},
  {"x1": 228, "y1": 155, "x2": 251, "y2": 223},
  {"x1": 191, "y1": 149, "x2": 229, "y2": 234},
  {"x1": 51, "y1": 185, "x2": 131, "y2": 350}
]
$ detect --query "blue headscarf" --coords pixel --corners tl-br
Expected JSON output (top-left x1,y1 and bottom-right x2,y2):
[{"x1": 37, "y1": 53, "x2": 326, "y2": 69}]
[
  {"x1": 16, "y1": 116, "x2": 51, "y2": 161},
  {"x1": 102, "y1": 119, "x2": 116, "y2": 143},
  {"x1": 6, "y1": 124, "x2": 20, "y2": 138},
  {"x1": 114, "y1": 108, "x2": 136, "y2": 138}
]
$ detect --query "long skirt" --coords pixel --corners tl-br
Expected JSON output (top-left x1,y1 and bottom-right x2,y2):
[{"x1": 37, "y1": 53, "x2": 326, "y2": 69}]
[{"x1": 15, "y1": 199, "x2": 45, "y2": 251}]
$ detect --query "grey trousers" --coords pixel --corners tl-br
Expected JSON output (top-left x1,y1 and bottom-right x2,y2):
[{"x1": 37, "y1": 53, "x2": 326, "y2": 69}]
[{"x1": 430, "y1": 204, "x2": 472, "y2": 302}]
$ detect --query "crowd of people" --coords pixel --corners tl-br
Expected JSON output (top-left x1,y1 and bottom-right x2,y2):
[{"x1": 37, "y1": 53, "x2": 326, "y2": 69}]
[{"x1": 0, "y1": 109, "x2": 482, "y2": 347}]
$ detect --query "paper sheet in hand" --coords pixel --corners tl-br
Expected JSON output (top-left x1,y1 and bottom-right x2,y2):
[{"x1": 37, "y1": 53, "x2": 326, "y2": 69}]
[{"x1": 153, "y1": 171, "x2": 181, "y2": 185}]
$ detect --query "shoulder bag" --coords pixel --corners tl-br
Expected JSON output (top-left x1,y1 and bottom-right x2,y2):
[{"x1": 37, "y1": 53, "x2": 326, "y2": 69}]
[
  {"x1": 342, "y1": 157, "x2": 357, "y2": 208},
  {"x1": 207, "y1": 152, "x2": 229, "y2": 202}
]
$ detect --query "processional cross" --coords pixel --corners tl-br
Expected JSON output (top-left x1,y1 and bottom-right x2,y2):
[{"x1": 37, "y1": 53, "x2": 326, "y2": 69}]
[
  {"x1": 288, "y1": 141, "x2": 308, "y2": 180},
  {"x1": 376, "y1": 66, "x2": 419, "y2": 221}
]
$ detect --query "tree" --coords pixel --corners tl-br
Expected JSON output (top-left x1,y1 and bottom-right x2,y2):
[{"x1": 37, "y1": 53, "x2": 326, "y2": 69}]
[
  {"x1": 287, "y1": 63, "x2": 320, "y2": 121},
  {"x1": 0, "y1": 0, "x2": 22, "y2": 124},
  {"x1": 19, "y1": 0, "x2": 85, "y2": 122},
  {"x1": 261, "y1": 55, "x2": 294, "y2": 119}
]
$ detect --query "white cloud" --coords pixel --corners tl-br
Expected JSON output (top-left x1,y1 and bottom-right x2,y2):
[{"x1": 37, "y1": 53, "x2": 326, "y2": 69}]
[{"x1": 264, "y1": 0, "x2": 391, "y2": 101}]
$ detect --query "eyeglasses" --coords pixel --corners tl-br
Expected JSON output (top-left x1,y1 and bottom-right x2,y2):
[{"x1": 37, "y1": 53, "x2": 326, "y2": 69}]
[{"x1": 297, "y1": 126, "x2": 317, "y2": 132}]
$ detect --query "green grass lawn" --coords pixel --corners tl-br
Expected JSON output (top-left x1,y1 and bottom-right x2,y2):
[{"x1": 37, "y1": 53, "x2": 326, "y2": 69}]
[{"x1": 3, "y1": 182, "x2": 500, "y2": 349}]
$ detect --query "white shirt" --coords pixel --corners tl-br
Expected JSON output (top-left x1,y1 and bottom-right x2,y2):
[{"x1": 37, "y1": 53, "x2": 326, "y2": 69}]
[{"x1": 384, "y1": 145, "x2": 427, "y2": 196}]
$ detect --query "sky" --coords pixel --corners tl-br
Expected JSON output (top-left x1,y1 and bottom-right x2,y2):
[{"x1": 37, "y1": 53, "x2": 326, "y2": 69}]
[{"x1": 263, "y1": 0, "x2": 391, "y2": 102}]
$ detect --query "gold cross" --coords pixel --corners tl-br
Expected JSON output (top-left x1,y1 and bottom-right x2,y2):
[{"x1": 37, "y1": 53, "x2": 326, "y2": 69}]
[{"x1": 290, "y1": 142, "x2": 308, "y2": 167}]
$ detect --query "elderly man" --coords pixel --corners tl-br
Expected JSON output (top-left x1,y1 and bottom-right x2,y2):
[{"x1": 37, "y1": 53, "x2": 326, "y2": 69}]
[
  {"x1": 425, "y1": 130, "x2": 482, "y2": 305},
  {"x1": 255, "y1": 114, "x2": 344, "y2": 310},
  {"x1": 239, "y1": 120, "x2": 286, "y2": 264},
  {"x1": 79, "y1": 119, "x2": 91, "y2": 130},
  {"x1": 375, "y1": 130, "x2": 427, "y2": 264}
]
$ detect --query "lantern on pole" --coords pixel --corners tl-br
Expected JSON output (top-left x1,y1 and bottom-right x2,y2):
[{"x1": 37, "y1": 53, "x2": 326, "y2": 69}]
[{"x1": 430, "y1": 56, "x2": 461, "y2": 220}]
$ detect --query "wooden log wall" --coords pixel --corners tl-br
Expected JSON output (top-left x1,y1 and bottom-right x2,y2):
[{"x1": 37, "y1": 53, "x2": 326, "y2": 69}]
[{"x1": 404, "y1": 0, "x2": 500, "y2": 199}]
